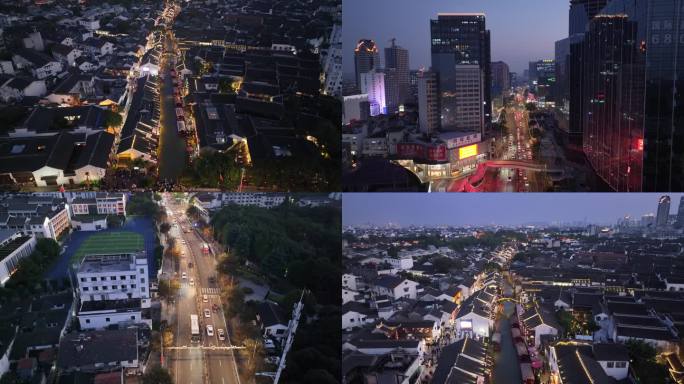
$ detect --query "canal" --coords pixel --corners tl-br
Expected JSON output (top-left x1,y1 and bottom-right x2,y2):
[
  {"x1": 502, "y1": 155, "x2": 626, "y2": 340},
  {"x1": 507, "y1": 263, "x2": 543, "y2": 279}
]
[
  {"x1": 493, "y1": 278, "x2": 522, "y2": 383},
  {"x1": 157, "y1": 33, "x2": 186, "y2": 182}
]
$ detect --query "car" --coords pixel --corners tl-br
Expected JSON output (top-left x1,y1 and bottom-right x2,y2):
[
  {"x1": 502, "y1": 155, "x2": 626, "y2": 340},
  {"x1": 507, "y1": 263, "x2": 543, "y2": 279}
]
[
  {"x1": 203, "y1": 294, "x2": 208, "y2": 303},
  {"x1": 189, "y1": 278, "x2": 194, "y2": 286},
  {"x1": 206, "y1": 325, "x2": 214, "y2": 336},
  {"x1": 181, "y1": 272, "x2": 187, "y2": 280},
  {"x1": 264, "y1": 356, "x2": 279, "y2": 365},
  {"x1": 217, "y1": 329, "x2": 225, "y2": 341},
  {"x1": 188, "y1": 262, "x2": 193, "y2": 268},
  {"x1": 263, "y1": 338, "x2": 276, "y2": 350},
  {"x1": 212, "y1": 303, "x2": 219, "y2": 312},
  {"x1": 204, "y1": 308, "x2": 211, "y2": 318}
]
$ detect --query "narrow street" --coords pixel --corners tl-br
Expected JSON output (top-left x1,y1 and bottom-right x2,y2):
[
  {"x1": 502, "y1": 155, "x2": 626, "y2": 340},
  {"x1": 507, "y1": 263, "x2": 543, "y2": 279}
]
[
  {"x1": 493, "y1": 278, "x2": 522, "y2": 383},
  {"x1": 157, "y1": 29, "x2": 187, "y2": 182}
]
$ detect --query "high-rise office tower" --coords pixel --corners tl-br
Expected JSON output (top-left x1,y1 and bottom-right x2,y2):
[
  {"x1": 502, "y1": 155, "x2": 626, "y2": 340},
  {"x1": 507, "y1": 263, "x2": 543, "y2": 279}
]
[
  {"x1": 530, "y1": 60, "x2": 556, "y2": 103},
  {"x1": 676, "y1": 196, "x2": 684, "y2": 228},
  {"x1": 359, "y1": 70, "x2": 386, "y2": 116},
  {"x1": 656, "y1": 195, "x2": 671, "y2": 227},
  {"x1": 430, "y1": 13, "x2": 491, "y2": 134},
  {"x1": 578, "y1": 0, "x2": 684, "y2": 192},
  {"x1": 417, "y1": 70, "x2": 440, "y2": 135},
  {"x1": 384, "y1": 39, "x2": 410, "y2": 114},
  {"x1": 491, "y1": 61, "x2": 510, "y2": 98},
  {"x1": 354, "y1": 39, "x2": 380, "y2": 90},
  {"x1": 569, "y1": 0, "x2": 610, "y2": 35}
]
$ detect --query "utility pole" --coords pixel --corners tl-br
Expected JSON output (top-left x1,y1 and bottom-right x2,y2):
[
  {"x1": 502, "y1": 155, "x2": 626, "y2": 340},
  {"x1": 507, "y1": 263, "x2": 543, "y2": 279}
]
[{"x1": 257, "y1": 290, "x2": 307, "y2": 383}]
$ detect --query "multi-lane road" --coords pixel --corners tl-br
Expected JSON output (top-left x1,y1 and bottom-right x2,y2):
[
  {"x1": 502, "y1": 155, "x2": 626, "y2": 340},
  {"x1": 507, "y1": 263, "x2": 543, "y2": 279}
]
[{"x1": 162, "y1": 194, "x2": 241, "y2": 384}]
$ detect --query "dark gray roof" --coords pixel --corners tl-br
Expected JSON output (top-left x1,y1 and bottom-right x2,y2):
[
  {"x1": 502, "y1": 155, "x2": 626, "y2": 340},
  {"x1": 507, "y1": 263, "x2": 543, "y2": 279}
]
[
  {"x1": 0, "y1": 132, "x2": 77, "y2": 173},
  {"x1": 57, "y1": 329, "x2": 137, "y2": 370},
  {"x1": 3, "y1": 77, "x2": 34, "y2": 90},
  {"x1": 74, "y1": 131, "x2": 114, "y2": 169},
  {"x1": 257, "y1": 301, "x2": 287, "y2": 327},
  {"x1": 592, "y1": 343, "x2": 629, "y2": 362}
]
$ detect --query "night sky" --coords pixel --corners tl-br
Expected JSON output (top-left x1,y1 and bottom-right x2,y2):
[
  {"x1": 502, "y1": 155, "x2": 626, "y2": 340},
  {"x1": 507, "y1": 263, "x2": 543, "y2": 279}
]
[
  {"x1": 343, "y1": 0, "x2": 569, "y2": 75},
  {"x1": 342, "y1": 194, "x2": 684, "y2": 226}
]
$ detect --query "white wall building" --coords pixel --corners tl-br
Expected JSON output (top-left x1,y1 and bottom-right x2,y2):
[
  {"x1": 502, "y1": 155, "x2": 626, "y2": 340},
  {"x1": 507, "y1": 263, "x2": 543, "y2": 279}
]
[
  {"x1": 76, "y1": 252, "x2": 150, "y2": 306},
  {"x1": 0, "y1": 230, "x2": 36, "y2": 286}
]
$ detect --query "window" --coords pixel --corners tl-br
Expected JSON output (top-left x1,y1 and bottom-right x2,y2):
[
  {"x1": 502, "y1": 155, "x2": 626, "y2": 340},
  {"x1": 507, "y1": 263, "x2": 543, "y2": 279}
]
[
  {"x1": 102, "y1": 286, "x2": 108, "y2": 290},
  {"x1": 112, "y1": 285, "x2": 117, "y2": 289},
  {"x1": 131, "y1": 316, "x2": 136, "y2": 320},
  {"x1": 93, "y1": 286, "x2": 99, "y2": 291},
  {"x1": 141, "y1": 287, "x2": 146, "y2": 292},
  {"x1": 110, "y1": 276, "x2": 116, "y2": 280},
  {"x1": 100, "y1": 277, "x2": 106, "y2": 281},
  {"x1": 616, "y1": 361, "x2": 627, "y2": 368},
  {"x1": 91, "y1": 277, "x2": 96, "y2": 282},
  {"x1": 131, "y1": 284, "x2": 136, "y2": 288},
  {"x1": 106, "y1": 318, "x2": 110, "y2": 322},
  {"x1": 139, "y1": 268, "x2": 144, "y2": 273},
  {"x1": 120, "y1": 276, "x2": 126, "y2": 280},
  {"x1": 607, "y1": 361, "x2": 614, "y2": 368},
  {"x1": 130, "y1": 275, "x2": 135, "y2": 279},
  {"x1": 83, "y1": 287, "x2": 89, "y2": 291},
  {"x1": 80, "y1": 278, "x2": 86, "y2": 282},
  {"x1": 141, "y1": 278, "x2": 145, "y2": 283},
  {"x1": 86, "y1": 319, "x2": 90, "y2": 324}
]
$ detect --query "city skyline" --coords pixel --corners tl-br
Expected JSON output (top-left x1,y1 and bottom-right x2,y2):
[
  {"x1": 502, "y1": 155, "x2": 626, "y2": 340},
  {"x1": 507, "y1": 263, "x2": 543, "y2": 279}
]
[
  {"x1": 343, "y1": 0, "x2": 568, "y2": 75},
  {"x1": 343, "y1": 193, "x2": 684, "y2": 226}
]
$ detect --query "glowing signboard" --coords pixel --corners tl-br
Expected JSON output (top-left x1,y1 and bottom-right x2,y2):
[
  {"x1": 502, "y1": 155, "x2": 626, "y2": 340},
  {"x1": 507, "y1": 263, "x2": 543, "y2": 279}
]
[{"x1": 458, "y1": 144, "x2": 478, "y2": 160}]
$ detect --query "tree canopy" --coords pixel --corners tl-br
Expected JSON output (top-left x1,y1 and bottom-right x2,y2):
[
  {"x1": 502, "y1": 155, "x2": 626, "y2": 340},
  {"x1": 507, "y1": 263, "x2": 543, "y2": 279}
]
[{"x1": 211, "y1": 203, "x2": 340, "y2": 305}]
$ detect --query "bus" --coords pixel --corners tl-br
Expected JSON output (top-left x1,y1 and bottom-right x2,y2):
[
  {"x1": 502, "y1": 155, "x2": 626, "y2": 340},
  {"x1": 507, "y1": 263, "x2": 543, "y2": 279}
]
[{"x1": 190, "y1": 314, "x2": 200, "y2": 342}]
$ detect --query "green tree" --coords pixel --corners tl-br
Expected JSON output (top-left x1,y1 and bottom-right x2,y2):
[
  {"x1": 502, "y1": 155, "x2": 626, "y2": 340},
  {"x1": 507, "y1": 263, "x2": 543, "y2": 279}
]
[
  {"x1": 104, "y1": 110, "x2": 123, "y2": 128},
  {"x1": 142, "y1": 365, "x2": 173, "y2": 384},
  {"x1": 159, "y1": 222, "x2": 171, "y2": 235}
]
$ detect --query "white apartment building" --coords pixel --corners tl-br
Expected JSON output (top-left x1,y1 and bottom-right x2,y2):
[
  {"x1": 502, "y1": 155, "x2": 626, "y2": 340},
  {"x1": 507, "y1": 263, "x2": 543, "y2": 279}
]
[
  {"x1": 77, "y1": 252, "x2": 150, "y2": 304},
  {"x1": 0, "y1": 230, "x2": 36, "y2": 286},
  {"x1": 70, "y1": 193, "x2": 127, "y2": 216},
  {"x1": 76, "y1": 252, "x2": 150, "y2": 330}
]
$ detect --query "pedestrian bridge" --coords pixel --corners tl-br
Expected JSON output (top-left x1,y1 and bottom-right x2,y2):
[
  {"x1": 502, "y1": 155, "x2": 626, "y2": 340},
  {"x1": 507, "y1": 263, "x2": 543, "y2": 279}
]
[{"x1": 496, "y1": 297, "x2": 519, "y2": 304}]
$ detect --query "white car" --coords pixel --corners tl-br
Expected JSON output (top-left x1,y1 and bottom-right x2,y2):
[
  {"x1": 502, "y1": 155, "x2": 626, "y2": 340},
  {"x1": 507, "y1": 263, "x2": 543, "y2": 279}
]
[
  {"x1": 206, "y1": 325, "x2": 214, "y2": 336},
  {"x1": 203, "y1": 294, "x2": 208, "y2": 303},
  {"x1": 189, "y1": 278, "x2": 194, "y2": 286},
  {"x1": 181, "y1": 272, "x2": 187, "y2": 280},
  {"x1": 204, "y1": 308, "x2": 211, "y2": 318},
  {"x1": 217, "y1": 329, "x2": 225, "y2": 341}
]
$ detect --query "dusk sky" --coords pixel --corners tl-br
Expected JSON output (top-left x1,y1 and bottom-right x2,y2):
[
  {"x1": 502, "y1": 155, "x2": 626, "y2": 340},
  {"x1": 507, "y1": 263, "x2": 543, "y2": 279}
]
[
  {"x1": 342, "y1": 194, "x2": 684, "y2": 226},
  {"x1": 343, "y1": 0, "x2": 569, "y2": 75}
]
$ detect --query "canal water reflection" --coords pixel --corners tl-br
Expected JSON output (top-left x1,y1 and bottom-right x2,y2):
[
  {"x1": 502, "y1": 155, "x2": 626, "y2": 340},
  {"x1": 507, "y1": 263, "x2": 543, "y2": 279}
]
[{"x1": 493, "y1": 294, "x2": 522, "y2": 383}]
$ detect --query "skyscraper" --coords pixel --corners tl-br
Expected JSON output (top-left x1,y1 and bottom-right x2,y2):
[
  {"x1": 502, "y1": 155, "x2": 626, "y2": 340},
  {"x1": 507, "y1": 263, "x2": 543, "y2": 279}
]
[
  {"x1": 569, "y1": 0, "x2": 610, "y2": 35},
  {"x1": 656, "y1": 195, "x2": 671, "y2": 227},
  {"x1": 491, "y1": 61, "x2": 511, "y2": 98},
  {"x1": 417, "y1": 70, "x2": 439, "y2": 135},
  {"x1": 384, "y1": 39, "x2": 410, "y2": 114},
  {"x1": 676, "y1": 196, "x2": 684, "y2": 228},
  {"x1": 530, "y1": 59, "x2": 556, "y2": 103},
  {"x1": 430, "y1": 13, "x2": 491, "y2": 134},
  {"x1": 359, "y1": 70, "x2": 386, "y2": 116},
  {"x1": 354, "y1": 39, "x2": 380, "y2": 90},
  {"x1": 577, "y1": 0, "x2": 684, "y2": 192}
]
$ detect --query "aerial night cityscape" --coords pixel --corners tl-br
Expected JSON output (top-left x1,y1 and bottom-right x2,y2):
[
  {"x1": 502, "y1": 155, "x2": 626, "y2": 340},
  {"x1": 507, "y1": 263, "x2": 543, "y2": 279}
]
[
  {"x1": 5, "y1": 0, "x2": 684, "y2": 383},
  {"x1": 0, "y1": 0, "x2": 342, "y2": 192},
  {"x1": 342, "y1": 0, "x2": 684, "y2": 193},
  {"x1": 343, "y1": 193, "x2": 684, "y2": 384}
]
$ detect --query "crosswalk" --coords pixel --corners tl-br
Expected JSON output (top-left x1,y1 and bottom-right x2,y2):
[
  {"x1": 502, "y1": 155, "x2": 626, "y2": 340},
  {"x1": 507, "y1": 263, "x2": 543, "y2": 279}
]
[{"x1": 201, "y1": 287, "x2": 221, "y2": 295}]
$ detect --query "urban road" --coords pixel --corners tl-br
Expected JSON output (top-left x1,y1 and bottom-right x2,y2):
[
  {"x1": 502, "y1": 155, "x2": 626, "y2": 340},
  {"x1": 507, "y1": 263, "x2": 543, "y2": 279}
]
[{"x1": 163, "y1": 195, "x2": 241, "y2": 384}]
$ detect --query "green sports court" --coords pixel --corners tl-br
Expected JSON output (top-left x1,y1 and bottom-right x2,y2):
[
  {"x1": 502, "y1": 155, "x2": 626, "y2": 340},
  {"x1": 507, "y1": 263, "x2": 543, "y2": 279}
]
[{"x1": 70, "y1": 231, "x2": 145, "y2": 263}]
